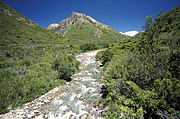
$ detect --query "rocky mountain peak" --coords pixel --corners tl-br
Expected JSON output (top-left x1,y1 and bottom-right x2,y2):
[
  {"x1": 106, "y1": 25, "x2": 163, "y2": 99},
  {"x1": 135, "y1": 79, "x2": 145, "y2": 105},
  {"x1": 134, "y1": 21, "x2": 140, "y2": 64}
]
[
  {"x1": 70, "y1": 12, "x2": 97, "y2": 23},
  {"x1": 47, "y1": 23, "x2": 59, "y2": 30},
  {"x1": 70, "y1": 12, "x2": 85, "y2": 19},
  {"x1": 51, "y1": 12, "x2": 98, "y2": 30},
  {"x1": 50, "y1": 12, "x2": 99, "y2": 34}
]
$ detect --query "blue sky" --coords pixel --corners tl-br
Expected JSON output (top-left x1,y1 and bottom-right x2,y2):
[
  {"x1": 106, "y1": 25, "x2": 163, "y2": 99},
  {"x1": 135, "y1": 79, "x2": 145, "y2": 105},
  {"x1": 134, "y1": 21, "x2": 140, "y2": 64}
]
[{"x1": 2, "y1": 0, "x2": 180, "y2": 32}]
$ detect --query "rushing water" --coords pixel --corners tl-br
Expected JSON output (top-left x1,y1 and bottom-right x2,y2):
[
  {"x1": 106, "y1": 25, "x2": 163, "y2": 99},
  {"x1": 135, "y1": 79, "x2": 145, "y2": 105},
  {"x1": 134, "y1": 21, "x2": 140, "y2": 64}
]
[
  {"x1": 44, "y1": 50, "x2": 104, "y2": 119},
  {"x1": 0, "y1": 50, "x2": 106, "y2": 119}
]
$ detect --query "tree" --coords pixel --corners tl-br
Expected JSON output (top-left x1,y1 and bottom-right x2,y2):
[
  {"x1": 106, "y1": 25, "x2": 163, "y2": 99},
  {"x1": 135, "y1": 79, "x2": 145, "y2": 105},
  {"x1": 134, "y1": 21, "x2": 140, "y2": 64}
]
[
  {"x1": 58, "y1": 64, "x2": 73, "y2": 81},
  {"x1": 102, "y1": 50, "x2": 114, "y2": 65},
  {"x1": 142, "y1": 15, "x2": 154, "y2": 31}
]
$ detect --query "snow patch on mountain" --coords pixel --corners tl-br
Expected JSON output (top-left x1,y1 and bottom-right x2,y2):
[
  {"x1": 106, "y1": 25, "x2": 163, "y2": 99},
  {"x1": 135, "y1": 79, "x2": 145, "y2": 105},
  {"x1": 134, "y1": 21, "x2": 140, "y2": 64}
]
[{"x1": 120, "y1": 31, "x2": 139, "y2": 37}]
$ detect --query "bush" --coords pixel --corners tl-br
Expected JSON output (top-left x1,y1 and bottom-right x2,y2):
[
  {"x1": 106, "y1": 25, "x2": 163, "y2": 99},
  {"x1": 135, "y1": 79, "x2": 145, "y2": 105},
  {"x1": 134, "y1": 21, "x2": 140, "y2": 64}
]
[
  {"x1": 95, "y1": 51, "x2": 104, "y2": 61},
  {"x1": 101, "y1": 50, "x2": 114, "y2": 65},
  {"x1": 58, "y1": 64, "x2": 73, "y2": 81},
  {"x1": 80, "y1": 43, "x2": 97, "y2": 52},
  {"x1": 20, "y1": 58, "x2": 31, "y2": 66}
]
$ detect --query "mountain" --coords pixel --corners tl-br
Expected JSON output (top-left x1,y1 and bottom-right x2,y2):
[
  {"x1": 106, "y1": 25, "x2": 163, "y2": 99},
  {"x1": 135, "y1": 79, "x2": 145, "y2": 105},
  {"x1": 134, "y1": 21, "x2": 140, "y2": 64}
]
[{"x1": 47, "y1": 12, "x2": 127, "y2": 42}]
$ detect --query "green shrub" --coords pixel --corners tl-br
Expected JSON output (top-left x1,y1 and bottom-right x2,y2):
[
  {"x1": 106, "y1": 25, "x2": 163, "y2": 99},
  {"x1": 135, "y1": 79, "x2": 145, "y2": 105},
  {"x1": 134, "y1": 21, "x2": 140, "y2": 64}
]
[
  {"x1": 20, "y1": 58, "x2": 31, "y2": 66},
  {"x1": 101, "y1": 50, "x2": 114, "y2": 65},
  {"x1": 95, "y1": 51, "x2": 104, "y2": 61},
  {"x1": 103, "y1": 7, "x2": 180, "y2": 118},
  {"x1": 58, "y1": 64, "x2": 73, "y2": 81}
]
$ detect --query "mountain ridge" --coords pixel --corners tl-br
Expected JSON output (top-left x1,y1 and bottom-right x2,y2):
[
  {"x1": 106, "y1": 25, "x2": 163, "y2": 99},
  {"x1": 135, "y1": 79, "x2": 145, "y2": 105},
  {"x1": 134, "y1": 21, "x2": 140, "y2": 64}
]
[
  {"x1": 47, "y1": 12, "x2": 127, "y2": 42},
  {"x1": 47, "y1": 12, "x2": 100, "y2": 31}
]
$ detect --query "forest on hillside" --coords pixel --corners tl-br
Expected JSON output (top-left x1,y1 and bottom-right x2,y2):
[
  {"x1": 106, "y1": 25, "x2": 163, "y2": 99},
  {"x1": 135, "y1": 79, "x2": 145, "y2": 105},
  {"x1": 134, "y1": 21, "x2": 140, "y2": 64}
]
[{"x1": 96, "y1": 6, "x2": 180, "y2": 118}]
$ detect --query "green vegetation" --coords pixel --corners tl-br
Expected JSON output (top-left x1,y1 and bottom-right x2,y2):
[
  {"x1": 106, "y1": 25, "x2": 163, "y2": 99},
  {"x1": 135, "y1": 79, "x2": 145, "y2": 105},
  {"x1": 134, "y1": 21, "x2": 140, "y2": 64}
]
[
  {"x1": 80, "y1": 43, "x2": 98, "y2": 52},
  {"x1": 0, "y1": 1, "x2": 127, "y2": 114},
  {"x1": 1, "y1": 1, "x2": 179, "y2": 118},
  {"x1": 64, "y1": 22, "x2": 126, "y2": 42},
  {"x1": 0, "y1": 1, "x2": 84, "y2": 114},
  {"x1": 96, "y1": 50, "x2": 114, "y2": 65},
  {"x1": 97, "y1": 6, "x2": 180, "y2": 118}
]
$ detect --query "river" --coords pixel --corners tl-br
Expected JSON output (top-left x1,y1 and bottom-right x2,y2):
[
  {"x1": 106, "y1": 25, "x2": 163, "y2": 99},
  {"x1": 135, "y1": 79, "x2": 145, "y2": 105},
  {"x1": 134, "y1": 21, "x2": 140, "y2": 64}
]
[{"x1": 0, "y1": 50, "x2": 107, "y2": 119}]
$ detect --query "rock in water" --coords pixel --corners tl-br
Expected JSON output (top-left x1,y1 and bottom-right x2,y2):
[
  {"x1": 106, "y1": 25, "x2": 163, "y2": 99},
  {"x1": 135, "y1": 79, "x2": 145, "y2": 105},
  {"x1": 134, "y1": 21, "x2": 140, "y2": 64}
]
[
  {"x1": 69, "y1": 114, "x2": 73, "y2": 119},
  {"x1": 44, "y1": 99, "x2": 50, "y2": 104},
  {"x1": 80, "y1": 114, "x2": 88, "y2": 119}
]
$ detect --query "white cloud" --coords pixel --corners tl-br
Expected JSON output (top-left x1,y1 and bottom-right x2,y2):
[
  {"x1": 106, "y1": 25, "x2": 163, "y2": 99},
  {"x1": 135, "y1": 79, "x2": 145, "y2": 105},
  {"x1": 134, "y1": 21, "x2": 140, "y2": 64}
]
[{"x1": 120, "y1": 31, "x2": 139, "y2": 37}]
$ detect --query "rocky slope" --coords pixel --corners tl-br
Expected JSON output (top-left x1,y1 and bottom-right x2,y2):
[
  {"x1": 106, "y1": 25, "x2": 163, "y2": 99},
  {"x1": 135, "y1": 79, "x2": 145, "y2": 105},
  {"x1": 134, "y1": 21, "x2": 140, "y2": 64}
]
[
  {"x1": 46, "y1": 23, "x2": 59, "y2": 30},
  {"x1": 47, "y1": 12, "x2": 127, "y2": 42}
]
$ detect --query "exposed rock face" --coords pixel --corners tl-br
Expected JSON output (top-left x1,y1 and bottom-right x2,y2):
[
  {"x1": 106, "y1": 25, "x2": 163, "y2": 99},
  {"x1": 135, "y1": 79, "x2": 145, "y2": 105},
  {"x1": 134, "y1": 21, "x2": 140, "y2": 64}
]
[
  {"x1": 59, "y1": 12, "x2": 97, "y2": 27},
  {"x1": 15, "y1": 17, "x2": 26, "y2": 21},
  {"x1": 27, "y1": 20, "x2": 38, "y2": 26},
  {"x1": 3, "y1": 8, "x2": 13, "y2": 16},
  {"x1": 47, "y1": 23, "x2": 59, "y2": 30}
]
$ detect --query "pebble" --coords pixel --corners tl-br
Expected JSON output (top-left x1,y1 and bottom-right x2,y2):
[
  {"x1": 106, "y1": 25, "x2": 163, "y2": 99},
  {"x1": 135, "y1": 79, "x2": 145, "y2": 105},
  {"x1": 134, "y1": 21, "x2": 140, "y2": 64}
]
[
  {"x1": 79, "y1": 114, "x2": 88, "y2": 119},
  {"x1": 44, "y1": 99, "x2": 50, "y2": 104},
  {"x1": 76, "y1": 94, "x2": 82, "y2": 99},
  {"x1": 69, "y1": 114, "x2": 73, "y2": 119},
  {"x1": 27, "y1": 112, "x2": 35, "y2": 118},
  {"x1": 36, "y1": 115, "x2": 43, "y2": 119},
  {"x1": 33, "y1": 106, "x2": 38, "y2": 110},
  {"x1": 34, "y1": 109, "x2": 39, "y2": 114}
]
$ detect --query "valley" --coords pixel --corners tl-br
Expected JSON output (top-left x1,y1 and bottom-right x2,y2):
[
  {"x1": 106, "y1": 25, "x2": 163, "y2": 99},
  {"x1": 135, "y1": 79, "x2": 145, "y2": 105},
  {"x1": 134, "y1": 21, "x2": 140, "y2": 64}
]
[
  {"x1": 0, "y1": 1, "x2": 179, "y2": 118},
  {"x1": 0, "y1": 50, "x2": 106, "y2": 119}
]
